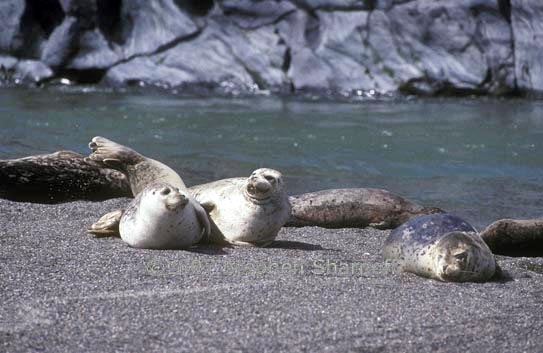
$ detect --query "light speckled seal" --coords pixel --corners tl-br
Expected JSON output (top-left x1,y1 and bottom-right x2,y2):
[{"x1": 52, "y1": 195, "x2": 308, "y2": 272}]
[
  {"x1": 90, "y1": 182, "x2": 210, "y2": 249},
  {"x1": 383, "y1": 214, "x2": 497, "y2": 282},
  {"x1": 189, "y1": 168, "x2": 291, "y2": 247},
  {"x1": 286, "y1": 188, "x2": 443, "y2": 229}
]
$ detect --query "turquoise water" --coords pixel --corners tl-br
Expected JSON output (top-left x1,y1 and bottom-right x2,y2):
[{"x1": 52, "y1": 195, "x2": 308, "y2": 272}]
[{"x1": 1, "y1": 87, "x2": 542, "y2": 228}]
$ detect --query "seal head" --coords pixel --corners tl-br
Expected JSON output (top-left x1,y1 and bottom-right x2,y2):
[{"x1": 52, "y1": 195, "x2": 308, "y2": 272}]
[
  {"x1": 431, "y1": 231, "x2": 497, "y2": 282},
  {"x1": 244, "y1": 168, "x2": 285, "y2": 204}
]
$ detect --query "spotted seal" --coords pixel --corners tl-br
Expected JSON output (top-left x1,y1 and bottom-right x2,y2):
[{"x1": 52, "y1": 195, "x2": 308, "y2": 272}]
[
  {"x1": 189, "y1": 168, "x2": 291, "y2": 246},
  {"x1": 286, "y1": 188, "x2": 443, "y2": 229},
  {"x1": 383, "y1": 214, "x2": 498, "y2": 282},
  {"x1": 0, "y1": 151, "x2": 130, "y2": 203},
  {"x1": 89, "y1": 182, "x2": 210, "y2": 249}
]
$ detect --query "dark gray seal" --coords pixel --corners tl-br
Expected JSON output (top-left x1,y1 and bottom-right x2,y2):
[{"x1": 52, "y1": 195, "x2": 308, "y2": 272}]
[
  {"x1": 0, "y1": 150, "x2": 130, "y2": 203},
  {"x1": 383, "y1": 214, "x2": 497, "y2": 282},
  {"x1": 286, "y1": 188, "x2": 443, "y2": 229}
]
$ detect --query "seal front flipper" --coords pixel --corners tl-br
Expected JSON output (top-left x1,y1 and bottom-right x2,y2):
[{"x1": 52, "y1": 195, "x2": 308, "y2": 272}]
[
  {"x1": 87, "y1": 209, "x2": 123, "y2": 237},
  {"x1": 194, "y1": 201, "x2": 211, "y2": 239},
  {"x1": 198, "y1": 200, "x2": 228, "y2": 245},
  {"x1": 200, "y1": 200, "x2": 216, "y2": 214}
]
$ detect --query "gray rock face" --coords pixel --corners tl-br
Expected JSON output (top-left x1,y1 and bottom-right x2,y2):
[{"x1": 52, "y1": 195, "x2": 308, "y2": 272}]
[
  {"x1": 511, "y1": 0, "x2": 543, "y2": 93},
  {"x1": 0, "y1": 0, "x2": 541, "y2": 96}
]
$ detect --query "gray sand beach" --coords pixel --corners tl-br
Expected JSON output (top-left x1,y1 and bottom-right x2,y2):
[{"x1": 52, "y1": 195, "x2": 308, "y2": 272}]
[{"x1": 1, "y1": 198, "x2": 543, "y2": 352}]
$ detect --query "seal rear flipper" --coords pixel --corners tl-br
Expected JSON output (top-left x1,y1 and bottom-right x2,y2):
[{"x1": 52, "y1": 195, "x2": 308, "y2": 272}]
[
  {"x1": 87, "y1": 209, "x2": 123, "y2": 237},
  {"x1": 87, "y1": 136, "x2": 145, "y2": 169}
]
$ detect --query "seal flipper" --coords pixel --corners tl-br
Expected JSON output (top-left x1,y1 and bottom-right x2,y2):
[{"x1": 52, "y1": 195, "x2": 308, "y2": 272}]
[
  {"x1": 194, "y1": 201, "x2": 211, "y2": 239},
  {"x1": 198, "y1": 200, "x2": 228, "y2": 245},
  {"x1": 87, "y1": 136, "x2": 186, "y2": 196},
  {"x1": 87, "y1": 136, "x2": 145, "y2": 171},
  {"x1": 87, "y1": 209, "x2": 123, "y2": 237}
]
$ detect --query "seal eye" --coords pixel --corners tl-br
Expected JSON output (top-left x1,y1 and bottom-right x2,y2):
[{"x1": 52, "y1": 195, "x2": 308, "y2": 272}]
[
  {"x1": 160, "y1": 187, "x2": 171, "y2": 196},
  {"x1": 264, "y1": 175, "x2": 276, "y2": 183},
  {"x1": 454, "y1": 252, "x2": 467, "y2": 262}
]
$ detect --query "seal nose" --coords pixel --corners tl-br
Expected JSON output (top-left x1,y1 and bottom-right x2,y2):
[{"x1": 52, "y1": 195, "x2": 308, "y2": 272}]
[
  {"x1": 255, "y1": 180, "x2": 271, "y2": 193},
  {"x1": 165, "y1": 193, "x2": 188, "y2": 210}
]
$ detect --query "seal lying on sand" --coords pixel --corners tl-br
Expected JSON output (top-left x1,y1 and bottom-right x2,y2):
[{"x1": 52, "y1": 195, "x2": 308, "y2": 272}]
[
  {"x1": 480, "y1": 218, "x2": 543, "y2": 257},
  {"x1": 0, "y1": 151, "x2": 130, "y2": 203},
  {"x1": 190, "y1": 168, "x2": 291, "y2": 246},
  {"x1": 86, "y1": 136, "x2": 290, "y2": 246},
  {"x1": 383, "y1": 214, "x2": 498, "y2": 282},
  {"x1": 90, "y1": 182, "x2": 210, "y2": 249},
  {"x1": 286, "y1": 188, "x2": 443, "y2": 229}
]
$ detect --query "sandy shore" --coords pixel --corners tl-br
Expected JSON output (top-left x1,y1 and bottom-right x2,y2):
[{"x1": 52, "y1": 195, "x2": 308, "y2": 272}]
[{"x1": 1, "y1": 198, "x2": 542, "y2": 352}]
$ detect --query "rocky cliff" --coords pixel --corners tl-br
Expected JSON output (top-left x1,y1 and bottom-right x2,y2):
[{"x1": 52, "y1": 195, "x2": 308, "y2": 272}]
[{"x1": 0, "y1": 0, "x2": 541, "y2": 96}]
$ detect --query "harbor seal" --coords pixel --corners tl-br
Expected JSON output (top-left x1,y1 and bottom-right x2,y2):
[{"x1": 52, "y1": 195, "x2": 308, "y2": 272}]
[
  {"x1": 89, "y1": 182, "x2": 210, "y2": 249},
  {"x1": 0, "y1": 150, "x2": 131, "y2": 203},
  {"x1": 286, "y1": 188, "x2": 443, "y2": 229},
  {"x1": 383, "y1": 214, "x2": 497, "y2": 282},
  {"x1": 86, "y1": 136, "x2": 290, "y2": 247},
  {"x1": 86, "y1": 136, "x2": 185, "y2": 196},
  {"x1": 189, "y1": 168, "x2": 291, "y2": 246},
  {"x1": 480, "y1": 218, "x2": 543, "y2": 257}
]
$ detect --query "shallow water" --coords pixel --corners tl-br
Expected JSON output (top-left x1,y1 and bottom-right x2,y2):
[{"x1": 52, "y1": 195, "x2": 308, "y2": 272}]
[{"x1": 1, "y1": 87, "x2": 542, "y2": 228}]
